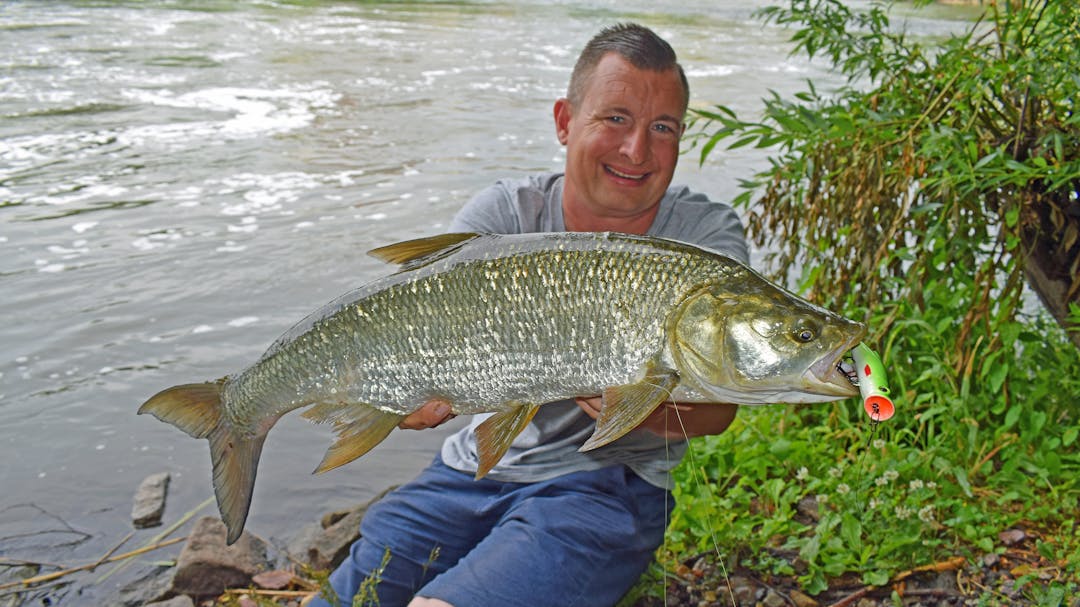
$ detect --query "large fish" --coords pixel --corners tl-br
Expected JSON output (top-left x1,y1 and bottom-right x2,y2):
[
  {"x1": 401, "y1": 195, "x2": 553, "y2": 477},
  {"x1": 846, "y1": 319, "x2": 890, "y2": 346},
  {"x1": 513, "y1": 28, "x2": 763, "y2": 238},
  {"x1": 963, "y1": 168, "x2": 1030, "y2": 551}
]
[{"x1": 139, "y1": 231, "x2": 865, "y2": 543}]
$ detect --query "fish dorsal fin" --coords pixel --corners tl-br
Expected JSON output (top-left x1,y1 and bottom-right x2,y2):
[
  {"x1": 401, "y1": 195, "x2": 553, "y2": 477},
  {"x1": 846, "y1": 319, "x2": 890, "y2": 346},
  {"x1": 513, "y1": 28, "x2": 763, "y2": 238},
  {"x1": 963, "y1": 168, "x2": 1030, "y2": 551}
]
[
  {"x1": 367, "y1": 232, "x2": 482, "y2": 269},
  {"x1": 579, "y1": 366, "x2": 680, "y2": 452},
  {"x1": 473, "y1": 402, "x2": 540, "y2": 479}
]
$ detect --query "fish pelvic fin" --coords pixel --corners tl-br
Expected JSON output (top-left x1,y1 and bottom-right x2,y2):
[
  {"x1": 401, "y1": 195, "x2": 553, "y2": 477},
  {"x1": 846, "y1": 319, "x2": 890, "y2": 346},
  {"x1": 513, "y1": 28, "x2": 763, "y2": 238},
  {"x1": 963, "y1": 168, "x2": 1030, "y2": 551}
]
[
  {"x1": 580, "y1": 367, "x2": 680, "y2": 452},
  {"x1": 137, "y1": 380, "x2": 263, "y2": 545},
  {"x1": 137, "y1": 380, "x2": 226, "y2": 439},
  {"x1": 367, "y1": 232, "x2": 481, "y2": 270},
  {"x1": 305, "y1": 403, "x2": 405, "y2": 474},
  {"x1": 474, "y1": 402, "x2": 540, "y2": 480}
]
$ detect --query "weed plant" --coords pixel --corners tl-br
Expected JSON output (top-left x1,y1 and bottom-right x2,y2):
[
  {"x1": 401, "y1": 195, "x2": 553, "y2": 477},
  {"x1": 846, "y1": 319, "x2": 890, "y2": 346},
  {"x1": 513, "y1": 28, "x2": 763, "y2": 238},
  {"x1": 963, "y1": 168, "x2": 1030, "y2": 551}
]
[{"x1": 642, "y1": 0, "x2": 1080, "y2": 603}]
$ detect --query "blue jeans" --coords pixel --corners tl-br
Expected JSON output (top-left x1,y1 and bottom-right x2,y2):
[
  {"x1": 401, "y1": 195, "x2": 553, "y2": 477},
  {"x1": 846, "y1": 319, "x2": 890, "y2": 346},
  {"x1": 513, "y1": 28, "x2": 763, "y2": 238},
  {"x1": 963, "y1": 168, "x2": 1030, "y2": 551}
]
[{"x1": 309, "y1": 456, "x2": 673, "y2": 607}]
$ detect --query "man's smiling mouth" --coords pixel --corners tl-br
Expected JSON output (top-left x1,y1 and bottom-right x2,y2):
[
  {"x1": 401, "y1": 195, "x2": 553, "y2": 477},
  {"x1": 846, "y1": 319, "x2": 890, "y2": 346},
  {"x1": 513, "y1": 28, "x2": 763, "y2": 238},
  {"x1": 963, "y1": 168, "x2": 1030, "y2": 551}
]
[{"x1": 605, "y1": 165, "x2": 647, "y2": 181}]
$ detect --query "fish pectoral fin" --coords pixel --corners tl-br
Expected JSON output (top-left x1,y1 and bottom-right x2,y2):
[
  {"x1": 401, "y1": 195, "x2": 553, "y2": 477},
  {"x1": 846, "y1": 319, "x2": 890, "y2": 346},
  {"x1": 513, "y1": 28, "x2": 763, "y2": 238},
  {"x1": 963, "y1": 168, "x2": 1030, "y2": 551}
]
[
  {"x1": 367, "y1": 232, "x2": 482, "y2": 269},
  {"x1": 311, "y1": 406, "x2": 405, "y2": 474},
  {"x1": 474, "y1": 402, "x2": 540, "y2": 480},
  {"x1": 580, "y1": 368, "x2": 680, "y2": 452}
]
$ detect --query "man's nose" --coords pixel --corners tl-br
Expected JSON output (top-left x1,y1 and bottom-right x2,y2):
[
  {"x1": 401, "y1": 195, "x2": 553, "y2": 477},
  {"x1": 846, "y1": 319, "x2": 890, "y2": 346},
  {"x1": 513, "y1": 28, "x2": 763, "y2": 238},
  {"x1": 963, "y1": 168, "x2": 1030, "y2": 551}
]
[{"x1": 619, "y1": 126, "x2": 649, "y2": 164}]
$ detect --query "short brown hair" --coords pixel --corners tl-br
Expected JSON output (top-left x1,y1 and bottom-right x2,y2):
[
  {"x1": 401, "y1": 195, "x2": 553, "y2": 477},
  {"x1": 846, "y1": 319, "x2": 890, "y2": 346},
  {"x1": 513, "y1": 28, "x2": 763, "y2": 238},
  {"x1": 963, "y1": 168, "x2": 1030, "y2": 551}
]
[{"x1": 566, "y1": 23, "x2": 689, "y2": 115}]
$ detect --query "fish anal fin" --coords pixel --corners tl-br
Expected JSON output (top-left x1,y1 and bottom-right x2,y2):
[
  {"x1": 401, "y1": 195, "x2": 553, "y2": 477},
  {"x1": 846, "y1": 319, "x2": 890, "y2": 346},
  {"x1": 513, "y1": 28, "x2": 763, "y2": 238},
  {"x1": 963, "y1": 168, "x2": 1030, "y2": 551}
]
[
  {"x1": 312, "y1": 406, "x2": 405, "y2": 474},
  {"x1": 138, "y1": 380, "x2": 226, "y2": 439},
  {"x1": 580, "y1": 368, "x2": 680, "y2": 452},
  {"x1": 301, "y1": 401, "x2": 351, "y2": 424},
  {"x1": 474, "y1": 402, "x2": 540, "y2": 479},
  {"x1": 367, "y1": 233, "x2": 481, "y2": 268}
]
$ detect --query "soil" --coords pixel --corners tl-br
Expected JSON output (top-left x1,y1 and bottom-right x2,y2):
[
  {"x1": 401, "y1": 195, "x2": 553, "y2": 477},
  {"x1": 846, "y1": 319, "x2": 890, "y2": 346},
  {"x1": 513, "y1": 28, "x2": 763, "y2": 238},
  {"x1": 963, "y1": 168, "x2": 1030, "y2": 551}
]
[{"x1": 628, "y1": 529, "x2": 1076, "y2": 607}]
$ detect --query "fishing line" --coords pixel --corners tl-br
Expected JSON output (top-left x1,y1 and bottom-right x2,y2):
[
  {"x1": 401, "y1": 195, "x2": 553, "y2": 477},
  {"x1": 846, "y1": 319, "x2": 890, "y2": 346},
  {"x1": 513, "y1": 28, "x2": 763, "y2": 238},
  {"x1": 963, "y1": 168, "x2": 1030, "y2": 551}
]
[{"x1": 668, "y1": 402, "x2": 737, "y2": 607}]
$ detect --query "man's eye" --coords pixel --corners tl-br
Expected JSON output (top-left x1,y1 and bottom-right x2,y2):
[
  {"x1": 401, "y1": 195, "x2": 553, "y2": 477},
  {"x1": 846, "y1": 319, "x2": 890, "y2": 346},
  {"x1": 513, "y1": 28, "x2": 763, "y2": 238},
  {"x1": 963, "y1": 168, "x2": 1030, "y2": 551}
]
[{"x1": 607, "y1": 115, "x2": 626, "y2": 124}]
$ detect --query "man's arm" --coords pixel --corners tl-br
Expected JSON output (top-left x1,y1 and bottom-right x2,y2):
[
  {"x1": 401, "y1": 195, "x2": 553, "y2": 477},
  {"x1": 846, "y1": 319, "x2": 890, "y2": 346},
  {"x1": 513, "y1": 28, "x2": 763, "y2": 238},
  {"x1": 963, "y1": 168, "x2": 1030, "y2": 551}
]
[{"x1": 575, "y1": 396, "x2": 738, "y2": 439}]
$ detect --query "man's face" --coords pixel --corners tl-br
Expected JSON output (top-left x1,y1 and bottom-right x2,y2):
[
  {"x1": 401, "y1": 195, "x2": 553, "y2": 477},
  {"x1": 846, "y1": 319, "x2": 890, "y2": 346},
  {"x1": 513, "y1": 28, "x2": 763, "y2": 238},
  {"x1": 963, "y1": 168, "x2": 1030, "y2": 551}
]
[{"x1": 555, "y1": 53, "x2": 686, "y2": 230}]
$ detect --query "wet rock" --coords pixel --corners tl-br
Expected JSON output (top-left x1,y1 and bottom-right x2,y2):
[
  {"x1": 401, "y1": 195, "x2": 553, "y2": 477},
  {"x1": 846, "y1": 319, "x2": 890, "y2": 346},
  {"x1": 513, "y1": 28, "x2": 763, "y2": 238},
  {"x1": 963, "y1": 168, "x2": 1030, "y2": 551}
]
[
  {"x1": 145, "y1": 596, "x2": 194, "y2": 607},
  {"x1": 115, "y1": 564, "x2": 173, "y2": 607},
  {"x1": 132, "y1": 472, "x2": 170, "y2": 529},
  {"x1": 287, "y1": 486, "x2": 397, "y2": 571},
  {"x1": 169, "y1": 516, "x2": 272, "y2": 598}
]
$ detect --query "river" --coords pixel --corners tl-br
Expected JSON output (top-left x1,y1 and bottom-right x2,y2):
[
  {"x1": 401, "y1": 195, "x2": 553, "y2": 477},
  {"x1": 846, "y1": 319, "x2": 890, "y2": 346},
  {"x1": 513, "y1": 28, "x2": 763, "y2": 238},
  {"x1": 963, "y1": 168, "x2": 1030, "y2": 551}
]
[{"x1": 0, "y1": 0, "x2": 977, "y2": 603}]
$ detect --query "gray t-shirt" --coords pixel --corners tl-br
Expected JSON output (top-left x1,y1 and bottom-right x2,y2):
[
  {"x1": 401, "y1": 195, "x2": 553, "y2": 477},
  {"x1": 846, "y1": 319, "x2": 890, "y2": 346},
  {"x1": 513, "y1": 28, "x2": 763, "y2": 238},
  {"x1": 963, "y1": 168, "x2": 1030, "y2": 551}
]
[{"x1": 440, "y1": 172, "x2": 750, "y2": 488}]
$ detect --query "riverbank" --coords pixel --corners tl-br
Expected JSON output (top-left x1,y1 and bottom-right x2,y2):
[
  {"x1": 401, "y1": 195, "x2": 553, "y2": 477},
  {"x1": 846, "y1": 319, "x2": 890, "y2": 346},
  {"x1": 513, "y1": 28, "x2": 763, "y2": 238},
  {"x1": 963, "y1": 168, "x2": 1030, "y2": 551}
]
[{"x1": 2, "y1": 487, "x2": 1073, "y2": 607}]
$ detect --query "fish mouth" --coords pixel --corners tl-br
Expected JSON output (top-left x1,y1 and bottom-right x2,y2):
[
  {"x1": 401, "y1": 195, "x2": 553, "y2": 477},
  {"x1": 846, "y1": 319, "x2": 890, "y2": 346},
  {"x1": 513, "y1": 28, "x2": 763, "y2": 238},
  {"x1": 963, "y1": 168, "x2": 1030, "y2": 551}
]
[{"x1": 809, "y1": 329, "x2": 866, "y2": 396}]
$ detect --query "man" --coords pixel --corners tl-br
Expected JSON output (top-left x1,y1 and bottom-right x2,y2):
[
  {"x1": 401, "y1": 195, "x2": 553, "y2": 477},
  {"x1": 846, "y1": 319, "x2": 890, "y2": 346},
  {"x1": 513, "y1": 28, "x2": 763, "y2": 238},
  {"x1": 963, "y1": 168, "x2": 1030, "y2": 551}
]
[{"x1": 311, "y1": 23, "x2": 748, "y2": 607}]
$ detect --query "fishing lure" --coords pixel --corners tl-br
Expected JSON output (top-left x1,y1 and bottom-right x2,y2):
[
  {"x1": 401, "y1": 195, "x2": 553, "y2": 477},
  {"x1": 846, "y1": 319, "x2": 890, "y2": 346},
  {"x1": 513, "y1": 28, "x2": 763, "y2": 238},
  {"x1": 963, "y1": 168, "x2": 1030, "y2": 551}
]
[{"x1": 850, "y1": 342, "x2": 895, "y2": 421}]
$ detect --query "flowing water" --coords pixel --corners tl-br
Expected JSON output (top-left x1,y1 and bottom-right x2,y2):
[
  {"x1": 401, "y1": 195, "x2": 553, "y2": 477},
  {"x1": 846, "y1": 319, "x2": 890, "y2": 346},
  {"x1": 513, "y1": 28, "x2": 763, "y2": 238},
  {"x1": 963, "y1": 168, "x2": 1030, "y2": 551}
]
[{"x1": 0, "y1": 0, "x2": 977, "y2": 602}]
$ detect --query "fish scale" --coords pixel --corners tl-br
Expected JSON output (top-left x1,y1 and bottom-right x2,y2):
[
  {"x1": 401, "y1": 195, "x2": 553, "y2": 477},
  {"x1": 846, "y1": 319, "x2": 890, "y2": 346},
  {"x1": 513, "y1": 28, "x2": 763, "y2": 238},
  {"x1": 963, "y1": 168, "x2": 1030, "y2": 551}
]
[
  {"x1": 139, "y1": 231, "x2": 865, "y2": 543},
  {"x1": 238, "y1": 238, "x2": 699, "y2": 417}
]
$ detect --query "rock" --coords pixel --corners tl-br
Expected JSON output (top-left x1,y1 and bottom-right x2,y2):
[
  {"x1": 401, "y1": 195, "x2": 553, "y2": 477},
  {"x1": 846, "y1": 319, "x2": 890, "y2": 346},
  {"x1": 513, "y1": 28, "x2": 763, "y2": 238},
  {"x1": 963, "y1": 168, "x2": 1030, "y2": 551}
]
[
  {"x1": 796, "y1": 495, "x2": 821, "y2": 522},
  {"x1": 998, "y1": 528, "x2": 1026, "y2": 546},
  {"x1": 762, "y1": 589, "x2": 786, "y2": 607},
  {"x1": 726, "y1": 575, "x2": 756, "y2": 605},
  {"x1": 790, "y1": 589, "x2": 819, "y2": 607},
  {"x1": 252, "y1": 569, "x2": 295, "y2": 590},
  {"x1": 132, "y1": 472, "x2": 171, "y2": 529},
  {"x1": 145, "y1": 596, "x2": 194, "y2": 607},
  {"x1": 115, "y1": 565, "x2": 173, "y2": 607},
  {"x1": 169, "y1": 517, "x2": 272, "y2": 598},
  {"x1": 287, "y1": 486, "x2": 397, "y2": 571}
]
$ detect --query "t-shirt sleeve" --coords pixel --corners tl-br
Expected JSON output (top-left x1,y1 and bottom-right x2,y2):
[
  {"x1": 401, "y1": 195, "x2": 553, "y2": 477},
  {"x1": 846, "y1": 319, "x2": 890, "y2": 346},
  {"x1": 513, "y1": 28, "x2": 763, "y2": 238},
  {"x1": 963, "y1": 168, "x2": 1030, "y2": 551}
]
[
  {"x1": 663, "y1": 187, "x2": 750, "y2": 264},
  {"x1": 449, "y1": 181, "x2": 521, "y2": 234}
]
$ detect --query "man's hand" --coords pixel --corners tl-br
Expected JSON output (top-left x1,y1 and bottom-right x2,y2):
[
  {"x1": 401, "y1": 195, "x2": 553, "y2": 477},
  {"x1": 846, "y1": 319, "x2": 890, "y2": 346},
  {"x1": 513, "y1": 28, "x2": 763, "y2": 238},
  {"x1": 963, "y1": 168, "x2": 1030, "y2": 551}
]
[
  {"x1": 399, "y1": 399, "x2": 456, "y2": 430},
  {"x1": 575, "y1": 396, "x2": 738, "y2": 439}
]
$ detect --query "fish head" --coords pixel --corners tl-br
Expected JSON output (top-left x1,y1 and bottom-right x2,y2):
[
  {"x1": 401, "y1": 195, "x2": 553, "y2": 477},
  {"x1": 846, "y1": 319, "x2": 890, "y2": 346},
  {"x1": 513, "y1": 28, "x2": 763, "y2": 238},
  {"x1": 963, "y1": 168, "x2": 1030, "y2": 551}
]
[{"x1": 669, "y1": 279, "x2": 866, "y2": 405}]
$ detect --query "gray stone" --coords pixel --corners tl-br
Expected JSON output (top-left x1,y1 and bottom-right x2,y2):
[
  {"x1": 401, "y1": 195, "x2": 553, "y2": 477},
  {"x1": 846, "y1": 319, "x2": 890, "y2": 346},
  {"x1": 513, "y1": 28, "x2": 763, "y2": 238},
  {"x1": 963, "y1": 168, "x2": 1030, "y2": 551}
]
[
  {"x1": 797, "y1": 495, "x2": 821, "y2": 522},
  {"x1": 145, "y1": 596, "x2": 194, "y2": 607},
  {"x1": 132, "y1": 472, "x2": 171, "y2": 529},
  {"x1": 169, "y1": 516, "x2": 272, "y2": 597},
  {"x1": 115, "y1": 565, "x2": 173, "y2": 607},
  {"x1": 727, "y1": 575, "x2": 756, "y2": 605},
  {"x1": 762, "y1": 589, "x2": 787, "y2": 607}
]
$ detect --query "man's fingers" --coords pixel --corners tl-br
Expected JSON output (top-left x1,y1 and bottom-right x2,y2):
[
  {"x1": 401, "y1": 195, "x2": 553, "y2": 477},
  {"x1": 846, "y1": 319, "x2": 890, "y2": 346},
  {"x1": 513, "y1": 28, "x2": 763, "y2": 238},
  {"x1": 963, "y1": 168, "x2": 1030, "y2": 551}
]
[{"x1": 399, "y1": 400, "x2": 454, "y2": 430}]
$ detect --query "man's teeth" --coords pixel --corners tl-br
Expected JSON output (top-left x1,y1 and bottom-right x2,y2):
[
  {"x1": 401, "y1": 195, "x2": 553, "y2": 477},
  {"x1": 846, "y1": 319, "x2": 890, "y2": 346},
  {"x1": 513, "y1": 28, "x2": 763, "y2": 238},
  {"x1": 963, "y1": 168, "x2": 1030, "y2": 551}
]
[{"x1": 607, "y1": 166, "x2": 645, "y2": 180}]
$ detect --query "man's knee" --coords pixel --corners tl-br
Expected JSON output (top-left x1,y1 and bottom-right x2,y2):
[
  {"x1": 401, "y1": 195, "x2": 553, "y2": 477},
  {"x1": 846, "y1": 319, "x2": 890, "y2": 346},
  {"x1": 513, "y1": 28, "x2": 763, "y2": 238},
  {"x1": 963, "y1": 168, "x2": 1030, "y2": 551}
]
[{"x1": 408, "y1": 597, "x2": 454, "y2": 607}]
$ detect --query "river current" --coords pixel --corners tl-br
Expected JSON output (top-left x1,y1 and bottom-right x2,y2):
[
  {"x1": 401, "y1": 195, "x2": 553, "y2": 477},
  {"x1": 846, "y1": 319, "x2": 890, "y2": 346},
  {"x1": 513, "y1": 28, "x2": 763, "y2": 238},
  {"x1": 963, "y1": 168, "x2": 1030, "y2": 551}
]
[{"x1": 0, "y1": 1, "x2": 976, "y2": 602}]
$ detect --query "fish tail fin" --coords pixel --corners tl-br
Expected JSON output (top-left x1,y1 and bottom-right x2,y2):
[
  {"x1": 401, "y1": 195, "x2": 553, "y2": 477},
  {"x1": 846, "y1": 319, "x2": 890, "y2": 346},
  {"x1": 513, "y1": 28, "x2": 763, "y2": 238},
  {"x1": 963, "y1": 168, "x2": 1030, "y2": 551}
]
[
  {"x1": 138, "y1": 380, "x2": 263, "y2": 544},
  {"x1": 209, "y1": 422, "x2": 266, "y2": 544},
  {"x1": 138, "y1": 381, "x2": 226, "y2": 438}
]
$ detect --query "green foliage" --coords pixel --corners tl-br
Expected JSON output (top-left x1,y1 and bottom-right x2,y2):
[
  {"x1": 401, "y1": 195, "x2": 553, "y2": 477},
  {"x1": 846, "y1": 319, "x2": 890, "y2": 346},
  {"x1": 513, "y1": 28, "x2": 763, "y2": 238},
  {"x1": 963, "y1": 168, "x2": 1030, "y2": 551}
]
[
  {"x1": 647, "y1": 0, "x2": 1080, "y2": 602},
  {"x1": 694, "y1": 0, "x2": 1080, "y2": 355}
]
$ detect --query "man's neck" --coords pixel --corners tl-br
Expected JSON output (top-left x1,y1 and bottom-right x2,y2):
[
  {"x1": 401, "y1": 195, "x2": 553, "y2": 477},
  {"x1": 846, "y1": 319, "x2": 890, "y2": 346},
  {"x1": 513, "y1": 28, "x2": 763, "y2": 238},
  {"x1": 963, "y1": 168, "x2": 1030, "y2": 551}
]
[{"x1": 562, "y1": 203, "x2": 660, "y2": 235}]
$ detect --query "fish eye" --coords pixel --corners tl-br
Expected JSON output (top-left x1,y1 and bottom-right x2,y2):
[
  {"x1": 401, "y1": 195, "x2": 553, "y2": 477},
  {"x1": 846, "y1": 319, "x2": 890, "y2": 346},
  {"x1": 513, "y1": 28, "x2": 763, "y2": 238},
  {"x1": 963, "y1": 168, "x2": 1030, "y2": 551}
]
[{"x1": 795, "y1": 327, "x2": 816, "y2": 342}]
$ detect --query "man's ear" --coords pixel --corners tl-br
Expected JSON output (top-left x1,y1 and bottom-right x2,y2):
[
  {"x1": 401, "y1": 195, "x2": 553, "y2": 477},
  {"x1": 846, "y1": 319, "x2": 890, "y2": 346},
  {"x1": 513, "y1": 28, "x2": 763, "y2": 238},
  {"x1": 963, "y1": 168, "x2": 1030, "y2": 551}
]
[{"x1": 553, "y1": 97, "x2": 571, "y2": 145}]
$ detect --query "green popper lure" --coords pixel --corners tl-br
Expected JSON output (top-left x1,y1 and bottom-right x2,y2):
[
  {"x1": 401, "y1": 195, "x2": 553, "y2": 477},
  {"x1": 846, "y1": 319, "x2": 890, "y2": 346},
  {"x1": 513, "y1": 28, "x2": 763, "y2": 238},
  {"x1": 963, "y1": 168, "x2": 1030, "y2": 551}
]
[{"x1": 851, "y1": 343, "x2": 895, "y2": 421}]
